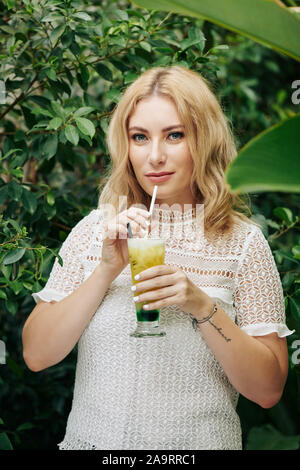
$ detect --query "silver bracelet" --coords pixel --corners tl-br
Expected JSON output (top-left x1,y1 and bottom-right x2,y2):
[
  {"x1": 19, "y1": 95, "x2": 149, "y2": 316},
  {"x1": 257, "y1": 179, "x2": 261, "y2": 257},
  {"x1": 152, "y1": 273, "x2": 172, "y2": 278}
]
[
  {"x1": 190, "y1": 301, "x2": 231, "y2": 342},
  {"x1": 190, "y1": 302, "x2": 218, "y2": 331}
]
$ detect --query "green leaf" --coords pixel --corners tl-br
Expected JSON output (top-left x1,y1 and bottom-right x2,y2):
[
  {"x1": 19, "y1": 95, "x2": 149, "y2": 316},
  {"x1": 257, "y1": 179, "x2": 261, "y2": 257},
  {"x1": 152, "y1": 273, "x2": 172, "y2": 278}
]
[
  {"x1": 47, "y1": 250, "x2": 63, "y2": 267},
  {"x1": 208, "y1": 44, "x2": 230, "y2": 53},
  {"x1": 43, "y1": 203, "x2": 56, "y2": 221},
  {"x1": 290, "y1": 297, "x2": 300, "y2": 322},
  {"x1": 46, "y1": 190, "x2": 55, "y2": 206},
  {"x1": 22, "y1": 281, "x2": 33, "y2": 291},
  {"x1": 73, "y1": 107, "x2": 95, "y2": 117},
  {"x1": 3, "y1": 0, "x2": 16, "y2": 11},
  {"x1": 77, "y1": 64, "x2": 89, "y2": 90},
  {"x1": 226, "y1": 115, "x2": 300, "y2": 193},
  {"x1": 0, "y1": 186, "x2": 8, "y2": 205},
  {"x1": 245, "y1": 424, "x2": 300, "y2": 450},
  {"x1": 28, "y1": 95, "x2": 51, "y2": 107},
  {"x1": 73, "y1": 12, "x2": 92, "y2": 21},
  {"x1": 31, "y1": 107, "x2": 54, "y2": 118},
  {"x1": 11, "y1": 167, "x2": 23, "y2": 179},
  {"x1": 50, "y1": 24, "x2": 66, "y2": 45},
  {"x1": 16, "y1": 422, "x2": 35, "y2": 432},
  {"x1": 292, "y1": 246, "x2": 300, "y2": 260},
  {"x1": 6, "y1": 218, "x2": 21, "y2": 234},
  {"x1": 64, "y1": 125, "x2": 79, "y2": 146},
  {"x1": 0, "y1": 433, "x2": 13, "y2": 450},
  {"x1": 79, "y1": 63, "x2": 89, "y2": 84},
  {"x1": 10, "y1": 153, "x2": 27, "y2": 169},
  {"x1": 124, "y1": 71, "x2": 138, "y2": 84},
  {"x1": 47, "y1": 117, "x2": 62, "y2": 130},
  {"x1": 75, "y1": 117, "x2": 95, "y2": 138},
  {"x1": 273, "y1": 207, "x2": 294, "y2": 224},
  {"x1": 14, "y1": 130, "x2": 26, "y2": 142},
  {"x1": 41, "y1": 12, "x2": 64, "y2": 22},
  {"x1": 2, "y1": 148, "x2": 22, "y2": 160},
  {"x1": 51, "y1": 102, "x2": 65, "y2": 119},
  {"x1": 59, "y1": 130, "x2": 67, "y2": 144},
  {"x1": 70, "y1": 40, "x2": 80, "y2": 57},
  {"x1": 140, "y1": 41, "x2": 152, "y2": 53},
  {"x1": 282, "y1": 272, "x2": 295, "y2": 290},
  {"x1": 133, "y1": 0, "x2": 300, "y2": 61},
  {"x1": 127, "y1": 8, "x2": 144, "y2": 19},
  {"x1": 26, "y1": 123, "x2": 49, "y2": 135},
  {"x1": 267, "y1": 219, "x2": 280, "y2": 230},
  {"x1": 181, "y1": 27, "x2": 206, "y2": 52},
  {"x1": 95, "y1": 63, "x2": 113, "y2": 82},
  {"x1": 275, "y1": 250, "x2": 299, "y2": 265},
  {"x1": 61, "y1": 29, "x2": 74, "y2": 48},
  {"x1": 42, "y1": 134, "x2": 58, "y2": 159},
  {"x1": 106, "y1": 88, "x2": 122, "y2": 103},
  {"x1": 22, "y1": 189, "x2": 37, "y2": 215},
  {"x1": 77, "y1": 130, "x2": 92, "y2": 146},
  {"x1": 45, "y1": 68, "x2": 57, "y2": 81},
  {"x1": 1, "y1": 265, "x2": 12, "y2": 281},
  {"x1": 9, "y1": 280, "x2": 23, "y2": 295},
  {"x1": 7, "y1": 180, "x2": 22, "y2": 201},
  {"x1": 0, "y1": 290, "x2": 8, "y2": 300},
  {"x1": 2, "y1": 248, "x2": 26, "y2": 265},
  {"x1": 114, "y1": 9, "x2": 129, "y2": 22}
]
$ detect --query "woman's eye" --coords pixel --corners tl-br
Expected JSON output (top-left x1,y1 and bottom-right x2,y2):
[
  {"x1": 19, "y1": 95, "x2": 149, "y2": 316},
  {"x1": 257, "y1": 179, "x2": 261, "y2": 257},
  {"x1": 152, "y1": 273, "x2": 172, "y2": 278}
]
[
  {"x1": 168, "y1": 132, "x2": 184, "y2": 141},
  {"x1": 132, "y1": 133, "x2": 147, "y2": 142}
]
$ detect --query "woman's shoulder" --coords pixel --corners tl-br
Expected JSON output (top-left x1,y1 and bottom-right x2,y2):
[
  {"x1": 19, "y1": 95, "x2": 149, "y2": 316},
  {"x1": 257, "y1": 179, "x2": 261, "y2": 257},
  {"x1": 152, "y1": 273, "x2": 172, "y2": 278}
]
[
  {"x1": 214, "y1": 218, "x2": 262, "y2": 257},
  {"x1": 233, "y1": 218, "x2": 261, "y2": 236},
  {"x1": 67, "y1": 208, "x2": 102, "y2": 239},
  {"x1": 227, "y1": 219, "x2": 269, "y2": 263},
  {"x1": 74, "y1": 208, "x2": 101, "y2": 226}
]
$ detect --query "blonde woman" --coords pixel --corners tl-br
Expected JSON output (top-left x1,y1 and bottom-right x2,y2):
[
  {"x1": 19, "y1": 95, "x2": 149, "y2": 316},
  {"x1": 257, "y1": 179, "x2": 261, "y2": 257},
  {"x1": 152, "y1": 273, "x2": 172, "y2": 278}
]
[{"x1": 22, "y1": 66, "x2": 294, "y2": 450}]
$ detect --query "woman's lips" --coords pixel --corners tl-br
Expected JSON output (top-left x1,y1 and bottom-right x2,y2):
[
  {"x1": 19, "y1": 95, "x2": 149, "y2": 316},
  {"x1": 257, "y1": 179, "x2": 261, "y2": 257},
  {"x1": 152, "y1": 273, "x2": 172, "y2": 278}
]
[{"x1": 146, "y1": 173, "x2": 174, "y2": 183}]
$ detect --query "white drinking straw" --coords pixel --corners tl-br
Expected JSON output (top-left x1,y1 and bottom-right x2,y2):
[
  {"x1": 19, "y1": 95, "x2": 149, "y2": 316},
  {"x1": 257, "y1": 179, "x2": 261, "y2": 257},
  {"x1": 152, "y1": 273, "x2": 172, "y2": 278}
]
[
  {"x1": 145, "y1": 185, "x2": 158, "y2": 238},
  {"x1": 149, "y1": 185, "x2": 157, "y2": 217}
]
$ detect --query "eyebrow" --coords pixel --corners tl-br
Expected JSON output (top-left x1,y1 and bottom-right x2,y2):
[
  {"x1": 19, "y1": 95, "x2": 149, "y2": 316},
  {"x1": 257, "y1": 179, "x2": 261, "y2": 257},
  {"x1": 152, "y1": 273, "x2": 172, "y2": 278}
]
[{"x1": 128, "y1": 125, "x2": 184, "y2": 132}]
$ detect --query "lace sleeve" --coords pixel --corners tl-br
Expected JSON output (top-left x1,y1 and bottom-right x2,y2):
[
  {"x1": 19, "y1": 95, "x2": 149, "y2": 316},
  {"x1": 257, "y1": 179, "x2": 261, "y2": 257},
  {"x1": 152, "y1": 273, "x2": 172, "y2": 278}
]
[
  {"x1": 234, "y1": 226, "x2": 295, "y2": 338},
  {"x1": 32, "y1": 209, "x2": 99, "y2": 304}
]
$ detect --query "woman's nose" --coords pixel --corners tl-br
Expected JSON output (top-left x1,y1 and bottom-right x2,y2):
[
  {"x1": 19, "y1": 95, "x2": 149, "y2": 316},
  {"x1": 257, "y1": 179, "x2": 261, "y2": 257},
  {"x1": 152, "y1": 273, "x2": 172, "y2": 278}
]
[{"x1": 148, "y1": 139, "x2": 165, "y2": 164}]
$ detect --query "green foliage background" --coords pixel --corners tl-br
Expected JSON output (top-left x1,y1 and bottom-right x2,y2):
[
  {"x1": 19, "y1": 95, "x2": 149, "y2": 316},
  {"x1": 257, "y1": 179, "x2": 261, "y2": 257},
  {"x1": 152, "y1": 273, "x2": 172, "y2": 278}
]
[{"x1": 0, "y1": 0, "x2": 299, "y2": 450}]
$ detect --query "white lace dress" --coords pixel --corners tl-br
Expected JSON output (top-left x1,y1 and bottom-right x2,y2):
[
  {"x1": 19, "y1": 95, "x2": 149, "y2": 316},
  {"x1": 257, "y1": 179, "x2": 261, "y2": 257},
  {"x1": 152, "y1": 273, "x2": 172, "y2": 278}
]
[{"x1": 32, "y1": 206, "x2": 294, "y2": 450}]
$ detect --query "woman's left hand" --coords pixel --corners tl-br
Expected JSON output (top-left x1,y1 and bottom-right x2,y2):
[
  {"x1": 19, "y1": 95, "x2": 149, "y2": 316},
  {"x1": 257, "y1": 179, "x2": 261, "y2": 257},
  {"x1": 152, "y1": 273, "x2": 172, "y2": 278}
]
[{"x1": 132, "y1": 264, "x2": 212, "y2": 317}]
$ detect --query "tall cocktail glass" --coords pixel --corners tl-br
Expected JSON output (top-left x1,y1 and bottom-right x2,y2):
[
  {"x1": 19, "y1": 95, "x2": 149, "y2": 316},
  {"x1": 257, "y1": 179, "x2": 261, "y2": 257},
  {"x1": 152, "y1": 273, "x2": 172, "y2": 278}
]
[{"x1": 128, "y1": 238, "x2": 166, "y2": 338}]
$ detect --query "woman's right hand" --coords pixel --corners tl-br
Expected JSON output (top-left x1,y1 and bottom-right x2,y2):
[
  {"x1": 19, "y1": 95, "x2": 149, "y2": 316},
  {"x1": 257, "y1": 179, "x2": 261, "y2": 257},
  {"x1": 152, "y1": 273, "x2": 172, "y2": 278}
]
[{"x1": 101, "y1": 207, "x2": 151, "y2": 279}]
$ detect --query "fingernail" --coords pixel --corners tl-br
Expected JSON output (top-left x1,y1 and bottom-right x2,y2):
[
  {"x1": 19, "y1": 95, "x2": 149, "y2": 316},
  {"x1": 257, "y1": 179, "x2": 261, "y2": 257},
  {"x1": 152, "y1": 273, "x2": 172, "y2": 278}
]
[
  {"x1": 134, "y1": 296, "x2": 139, "y2": 302},
  {"x1": 135, "y1": 274, "x2": 140, "y2": 280},
  {"x1": 131, "y1": 285, "x2": 136, "y2": 291}
]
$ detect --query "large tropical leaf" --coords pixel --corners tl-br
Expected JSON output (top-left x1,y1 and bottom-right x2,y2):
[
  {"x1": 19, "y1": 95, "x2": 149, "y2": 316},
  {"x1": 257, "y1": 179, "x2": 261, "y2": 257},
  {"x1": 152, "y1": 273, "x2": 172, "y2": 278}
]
[
  {"x1": 225, "y1": 114, "x2": 300, "y2": 194},
  {"x1": 245, "y1": 424, "x2": 300, "y2": 450},
  {"x1": 132, "y1": 0, "x2": 300, "y2": 61}
]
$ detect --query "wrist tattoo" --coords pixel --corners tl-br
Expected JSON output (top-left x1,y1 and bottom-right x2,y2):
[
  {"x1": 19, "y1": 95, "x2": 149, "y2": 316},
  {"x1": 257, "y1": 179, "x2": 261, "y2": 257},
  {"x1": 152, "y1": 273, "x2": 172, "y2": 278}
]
[
  {"x1": 190, "y1": 301, "x2": 231, "y2": 342},
  {"x1": 206, "y1": 318, "x2": 231, "y2": 342}
]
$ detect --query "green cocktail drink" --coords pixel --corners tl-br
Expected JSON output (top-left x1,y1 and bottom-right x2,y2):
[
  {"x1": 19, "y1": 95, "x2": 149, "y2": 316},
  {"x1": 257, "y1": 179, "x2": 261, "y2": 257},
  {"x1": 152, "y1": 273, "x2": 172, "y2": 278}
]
[{"x1": 128, "y1": 238, "x2": 166, "y2": 338}]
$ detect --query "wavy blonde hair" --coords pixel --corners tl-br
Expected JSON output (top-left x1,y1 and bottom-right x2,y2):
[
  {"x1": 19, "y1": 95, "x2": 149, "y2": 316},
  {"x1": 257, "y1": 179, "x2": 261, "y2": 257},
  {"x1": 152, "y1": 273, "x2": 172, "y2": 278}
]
[{"x1": 98, "y1": 65, "x2": 258, "y2": 235}]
